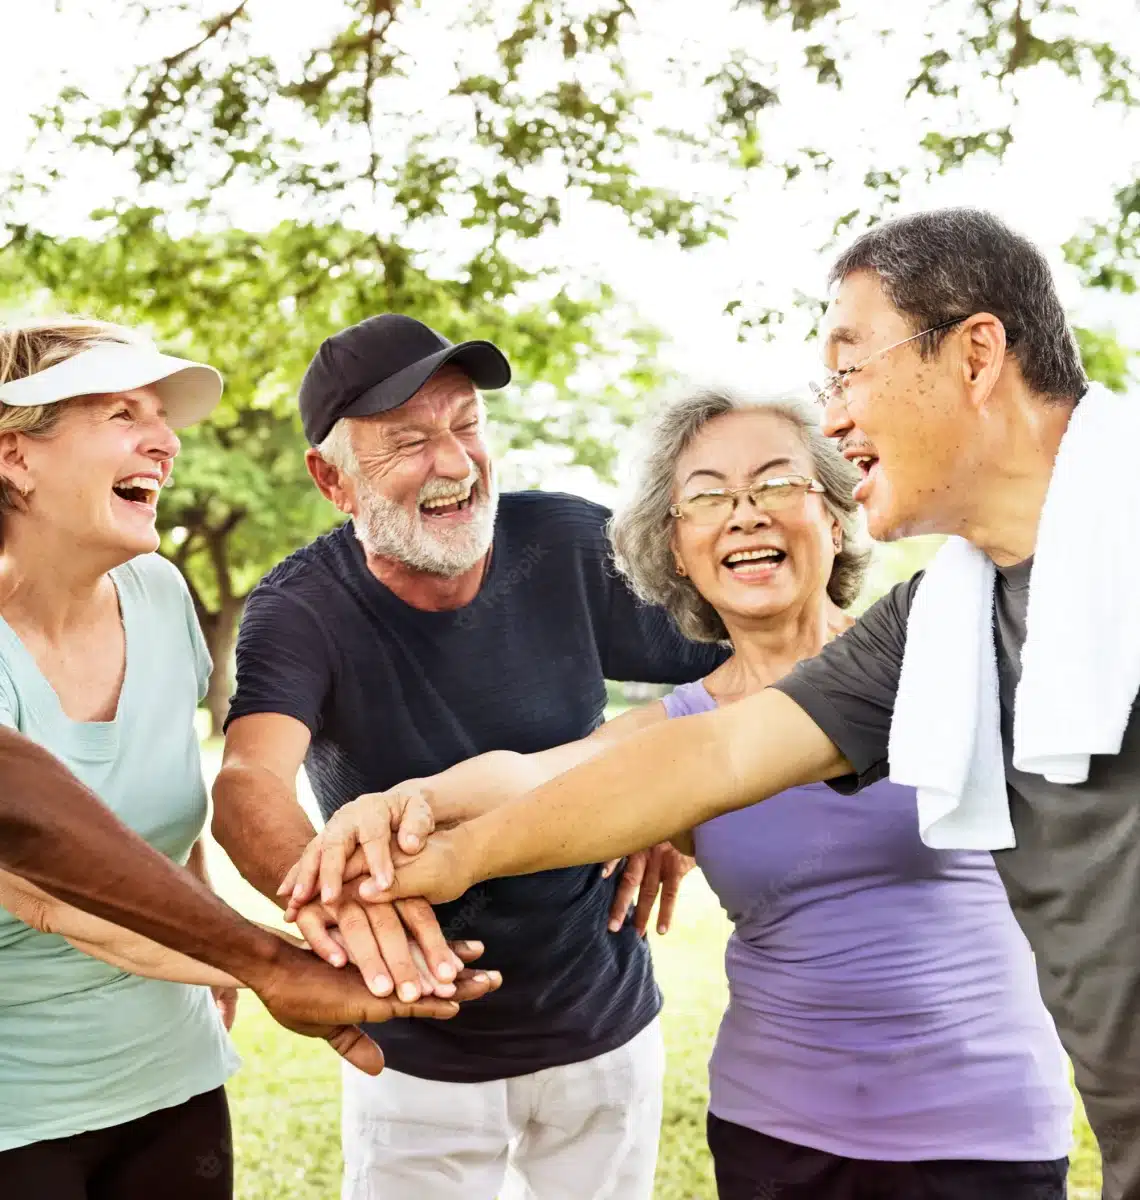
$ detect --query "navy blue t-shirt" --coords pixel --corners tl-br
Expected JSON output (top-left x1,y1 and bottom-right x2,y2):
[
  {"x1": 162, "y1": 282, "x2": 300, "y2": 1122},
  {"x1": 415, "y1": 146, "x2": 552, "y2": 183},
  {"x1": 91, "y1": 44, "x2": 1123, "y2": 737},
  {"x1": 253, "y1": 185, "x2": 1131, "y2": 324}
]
[{"x1": 227, "y1": 491, "x2": 723, "y2": 1082}]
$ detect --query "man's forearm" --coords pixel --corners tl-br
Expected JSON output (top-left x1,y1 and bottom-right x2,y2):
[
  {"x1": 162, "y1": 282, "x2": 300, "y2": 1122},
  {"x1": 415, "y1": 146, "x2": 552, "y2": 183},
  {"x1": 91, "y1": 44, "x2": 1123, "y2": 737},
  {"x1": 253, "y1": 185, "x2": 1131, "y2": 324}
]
[
  {"x1": 211, "y1": 762, "x2": 318, "y2": 902},
  {"x1": 416, "y1": 745, "x2": 601, "y2": 825},
  {"x1": 0, "y1": 727, "x2": 283, "y2": 988},
  {"x1": 463, "y1": 689, "x2": 847, "y2": 881}
]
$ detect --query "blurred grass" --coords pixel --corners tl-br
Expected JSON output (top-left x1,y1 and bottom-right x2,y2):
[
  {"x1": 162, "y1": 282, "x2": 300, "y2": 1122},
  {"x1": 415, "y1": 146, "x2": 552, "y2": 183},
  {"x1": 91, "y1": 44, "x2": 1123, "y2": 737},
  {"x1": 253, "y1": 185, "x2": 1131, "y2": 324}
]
[{"x1": 200, "y1": 732, "x2": 1102, "y2": 1198}]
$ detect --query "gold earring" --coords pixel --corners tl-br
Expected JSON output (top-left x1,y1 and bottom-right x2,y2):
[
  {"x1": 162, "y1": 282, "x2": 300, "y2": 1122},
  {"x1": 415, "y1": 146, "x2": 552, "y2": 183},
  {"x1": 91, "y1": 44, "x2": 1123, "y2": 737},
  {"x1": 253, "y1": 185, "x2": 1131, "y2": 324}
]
[{"x1": 675, "y1": 563, "x2": 687, "y2": 577}]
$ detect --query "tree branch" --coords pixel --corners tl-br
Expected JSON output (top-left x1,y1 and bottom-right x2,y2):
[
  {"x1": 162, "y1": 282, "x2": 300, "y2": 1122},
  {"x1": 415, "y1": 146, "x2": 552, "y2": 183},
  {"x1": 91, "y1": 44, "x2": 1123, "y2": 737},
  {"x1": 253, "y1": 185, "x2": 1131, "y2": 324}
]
[
  {"x1": 172, "y1": 541, "x2": 210, "y2": 628},
  {"x1": 108, "y1": 1, "x2": 251, "y2": 151},
  {"x1": 203, "y1": 508, "x2": 247, "y2": 607}
]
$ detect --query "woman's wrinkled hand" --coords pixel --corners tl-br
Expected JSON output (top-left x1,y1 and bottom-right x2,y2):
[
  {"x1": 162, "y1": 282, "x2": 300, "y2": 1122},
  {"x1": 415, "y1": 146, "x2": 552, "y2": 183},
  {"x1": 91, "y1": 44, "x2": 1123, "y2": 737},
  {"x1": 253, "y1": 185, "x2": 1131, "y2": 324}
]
[{"x1": 279, "y1": 783, "x2": 436, "y2": 919}]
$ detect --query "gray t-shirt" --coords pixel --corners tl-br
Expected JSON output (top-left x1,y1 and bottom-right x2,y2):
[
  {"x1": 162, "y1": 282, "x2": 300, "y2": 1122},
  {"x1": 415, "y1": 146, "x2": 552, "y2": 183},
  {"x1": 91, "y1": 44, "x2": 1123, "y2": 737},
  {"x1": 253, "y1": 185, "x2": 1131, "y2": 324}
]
[{"x1": 773, "y1": 563, "x2": 1140, "y2": 1192}]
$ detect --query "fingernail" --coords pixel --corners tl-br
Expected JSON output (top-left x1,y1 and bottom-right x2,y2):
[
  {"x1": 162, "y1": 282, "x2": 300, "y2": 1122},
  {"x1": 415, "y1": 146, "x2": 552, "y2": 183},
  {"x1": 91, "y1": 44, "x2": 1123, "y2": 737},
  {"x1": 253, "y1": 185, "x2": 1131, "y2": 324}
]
[
  {"x1": 658, "y1": 923, "x2": 667, "y2": 935},
  {"x1": 331, "y1": 952, "x2": 346, "y2": 967},
  {"x1": 487, "y1": 971, "x2": 501, "y2": 985},
  {"x1": 473, "y1": 972, "x2": 488, "y2": 983},
  {"x1": 375, "y1": 872, "x2": 392, "y2": 892},
  {"x1": 398, "y1": 982, "x2": 419, "y2": 1002},
  {"x1": 608, "y1": 920, "x2": 620, "y2": 932},
  {"x1": 404, "y1": 834, "x2": 420, "y2": 850},
  {"x1": 322, "y1": 886, "x2": 334, "y2": 903},
  {"x1": 436, "y1": 961, "x2": 456, "y2": 982},
  {"x1": 370, "y1": 974, "x2": 391, "y2": 996}
]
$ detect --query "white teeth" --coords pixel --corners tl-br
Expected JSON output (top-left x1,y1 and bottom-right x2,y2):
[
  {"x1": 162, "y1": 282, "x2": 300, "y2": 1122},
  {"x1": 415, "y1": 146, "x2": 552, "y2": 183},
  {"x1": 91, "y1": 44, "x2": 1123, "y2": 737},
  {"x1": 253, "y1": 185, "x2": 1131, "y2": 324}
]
[
  {"x1": 114, "y1": 475, "x2": 160, "y2": 490},
  {"x1": 850, "y1": 456, "x2": 875, "y2": 469},
  {"x1": 421, "y1": 485, "x2": 473, "y2": 510},
  {"x1": 725, "y1": 549, "x2": 782, "y2": 565}
]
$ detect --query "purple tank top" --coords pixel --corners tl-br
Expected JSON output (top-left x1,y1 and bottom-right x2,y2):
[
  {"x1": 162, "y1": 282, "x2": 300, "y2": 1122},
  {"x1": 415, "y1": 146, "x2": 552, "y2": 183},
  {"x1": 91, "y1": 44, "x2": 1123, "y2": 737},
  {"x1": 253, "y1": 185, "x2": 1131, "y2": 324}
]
[{"x1": 664, "y1": 679, "x2": 1071, "y2": 1161}]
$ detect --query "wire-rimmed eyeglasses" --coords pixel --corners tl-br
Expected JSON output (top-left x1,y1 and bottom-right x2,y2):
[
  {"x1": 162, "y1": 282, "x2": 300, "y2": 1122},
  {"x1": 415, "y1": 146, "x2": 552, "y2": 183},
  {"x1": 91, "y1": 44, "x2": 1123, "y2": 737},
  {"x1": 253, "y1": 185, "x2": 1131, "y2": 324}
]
[
  {"x1": 808, "y1": 316, "x2": 969, "y2": 409},
  {"x1": 669, "y1": 475, "x2": 825, "y2": 524}
]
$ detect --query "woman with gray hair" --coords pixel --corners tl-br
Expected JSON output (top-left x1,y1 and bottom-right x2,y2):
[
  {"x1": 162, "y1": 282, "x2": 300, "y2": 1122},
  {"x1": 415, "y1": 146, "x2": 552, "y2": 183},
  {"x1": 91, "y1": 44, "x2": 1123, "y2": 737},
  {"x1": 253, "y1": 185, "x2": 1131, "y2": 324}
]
[{"x1": 287, "y1": 388, "x2": 1072, "y2": 1199}]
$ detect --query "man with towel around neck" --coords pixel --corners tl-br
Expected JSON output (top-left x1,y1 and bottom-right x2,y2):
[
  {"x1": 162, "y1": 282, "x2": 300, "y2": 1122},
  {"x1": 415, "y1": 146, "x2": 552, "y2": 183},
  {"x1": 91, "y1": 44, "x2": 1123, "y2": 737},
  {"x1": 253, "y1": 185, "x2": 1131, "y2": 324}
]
[{"x1": 334, "y1": 209, "x2": 1140, "y2": 1199}]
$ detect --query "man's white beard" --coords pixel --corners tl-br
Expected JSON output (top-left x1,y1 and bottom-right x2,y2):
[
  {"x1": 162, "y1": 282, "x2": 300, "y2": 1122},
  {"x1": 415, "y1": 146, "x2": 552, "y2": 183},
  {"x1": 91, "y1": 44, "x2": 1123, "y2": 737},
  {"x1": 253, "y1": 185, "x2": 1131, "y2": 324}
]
[{"x1": 350, "y1": 470, "x2": 498, "y2": 578}]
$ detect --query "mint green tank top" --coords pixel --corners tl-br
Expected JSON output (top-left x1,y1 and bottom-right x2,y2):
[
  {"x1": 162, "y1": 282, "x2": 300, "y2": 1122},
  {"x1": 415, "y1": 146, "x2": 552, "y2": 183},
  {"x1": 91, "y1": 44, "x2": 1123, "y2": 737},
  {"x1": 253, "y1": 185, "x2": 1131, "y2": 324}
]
[{"x1": 0, "y1": 553, "x2": 239, "y2": 1150}]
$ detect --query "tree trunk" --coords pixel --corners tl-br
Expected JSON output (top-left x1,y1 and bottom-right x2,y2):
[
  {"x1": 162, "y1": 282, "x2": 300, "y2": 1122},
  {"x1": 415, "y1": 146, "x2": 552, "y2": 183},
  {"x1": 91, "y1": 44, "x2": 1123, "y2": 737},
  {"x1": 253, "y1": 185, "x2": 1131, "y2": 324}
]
[{"x1": 201, "y1": 600, "x2": 243, "y2": 739}]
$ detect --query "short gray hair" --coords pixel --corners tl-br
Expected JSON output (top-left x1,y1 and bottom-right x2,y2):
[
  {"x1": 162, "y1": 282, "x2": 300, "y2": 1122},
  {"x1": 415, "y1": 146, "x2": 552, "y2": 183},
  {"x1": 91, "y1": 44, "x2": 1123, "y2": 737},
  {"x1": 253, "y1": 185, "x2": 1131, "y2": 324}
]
[
  {"x1": 829, "y1": 207, "x2": 1087, "y2": 403},
  {"x1": 609, "y1": 389, "x2": 871, "y2": 643},
  {"x1": 316, "y1": 418, "x2": 358, "y2": 473}
]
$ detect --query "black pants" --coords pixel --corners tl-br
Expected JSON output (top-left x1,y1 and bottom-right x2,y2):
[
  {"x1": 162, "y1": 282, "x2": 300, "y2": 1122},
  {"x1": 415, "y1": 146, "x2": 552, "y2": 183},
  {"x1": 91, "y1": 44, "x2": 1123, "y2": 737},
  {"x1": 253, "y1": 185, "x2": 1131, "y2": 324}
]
[
  {"x1": 707, "y1": 1112, "x2": 1068, "y2": 1200},
  {"x1": 0, "y1": 1086, "x2": 232, "y2": 1200}
]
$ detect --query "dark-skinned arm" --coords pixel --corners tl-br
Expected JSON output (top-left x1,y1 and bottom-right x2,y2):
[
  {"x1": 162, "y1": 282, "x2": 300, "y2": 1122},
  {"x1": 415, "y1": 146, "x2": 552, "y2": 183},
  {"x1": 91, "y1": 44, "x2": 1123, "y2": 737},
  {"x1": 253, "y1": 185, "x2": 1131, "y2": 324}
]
[{"x1": 0, "y1": 726, "x2": 500, "y2": 1074}]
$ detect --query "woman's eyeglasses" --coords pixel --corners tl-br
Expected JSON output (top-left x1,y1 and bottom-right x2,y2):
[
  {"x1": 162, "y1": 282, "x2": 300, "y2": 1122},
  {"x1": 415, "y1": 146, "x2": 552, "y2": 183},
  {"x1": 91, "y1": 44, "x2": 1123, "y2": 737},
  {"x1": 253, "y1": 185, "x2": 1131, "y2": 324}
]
[
  {"x1": 669, "y1": 475, "x2": 825, "y2": 524},
  {"x1": 808, "y1": 316, "x2": 969, "y2": 409}
]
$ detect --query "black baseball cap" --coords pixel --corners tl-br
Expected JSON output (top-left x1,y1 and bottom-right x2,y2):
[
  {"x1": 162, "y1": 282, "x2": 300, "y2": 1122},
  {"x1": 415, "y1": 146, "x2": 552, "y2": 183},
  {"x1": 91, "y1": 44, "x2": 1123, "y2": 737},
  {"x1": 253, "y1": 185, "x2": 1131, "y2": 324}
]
[{"x1": 299, "y1": 313, "x2": 512, "y2": 445}]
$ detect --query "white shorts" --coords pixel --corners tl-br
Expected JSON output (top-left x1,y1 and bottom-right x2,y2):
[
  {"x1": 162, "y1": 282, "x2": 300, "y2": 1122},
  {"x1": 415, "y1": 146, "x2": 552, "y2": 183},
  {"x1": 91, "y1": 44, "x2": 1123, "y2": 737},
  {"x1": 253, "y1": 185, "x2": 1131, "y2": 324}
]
[{"x1": 341, "y1": 1018, "x2": 665, "y2": 1200}]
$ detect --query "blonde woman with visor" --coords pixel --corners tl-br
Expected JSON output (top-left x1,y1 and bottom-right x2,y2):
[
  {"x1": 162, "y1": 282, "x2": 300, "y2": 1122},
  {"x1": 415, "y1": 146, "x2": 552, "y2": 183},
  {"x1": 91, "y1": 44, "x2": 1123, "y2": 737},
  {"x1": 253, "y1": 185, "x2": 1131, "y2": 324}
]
[{"x1": 0, "y1": 319, "x2": 497, "y2": 1200}]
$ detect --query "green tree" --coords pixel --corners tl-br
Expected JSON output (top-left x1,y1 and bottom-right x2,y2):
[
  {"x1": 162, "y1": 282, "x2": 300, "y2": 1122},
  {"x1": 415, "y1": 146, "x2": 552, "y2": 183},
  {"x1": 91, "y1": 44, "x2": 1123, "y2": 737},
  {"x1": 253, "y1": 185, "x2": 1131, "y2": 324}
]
[
  {"x1": 3, "y1": 0, "x2": 722, "y2": 731},
  {"x1": 4, "y1": 0, "x2": 1139, "y2": 728}
]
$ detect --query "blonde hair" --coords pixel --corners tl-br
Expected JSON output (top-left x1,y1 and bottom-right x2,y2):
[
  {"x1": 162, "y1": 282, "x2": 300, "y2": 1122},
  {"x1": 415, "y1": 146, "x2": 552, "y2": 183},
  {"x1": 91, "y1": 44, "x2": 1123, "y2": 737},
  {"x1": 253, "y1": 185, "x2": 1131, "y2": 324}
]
[{"x1": 0, "y1": 317, "x2": 141, "y2": 513}]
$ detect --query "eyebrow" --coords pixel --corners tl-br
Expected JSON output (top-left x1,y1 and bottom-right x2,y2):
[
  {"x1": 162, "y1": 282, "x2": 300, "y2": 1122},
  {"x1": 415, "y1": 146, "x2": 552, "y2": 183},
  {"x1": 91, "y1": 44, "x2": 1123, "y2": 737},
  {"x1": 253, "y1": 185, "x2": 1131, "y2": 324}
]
[
  {"x1": 825, "y1": 324, "x2": 863, "y2": 350},
  {"x1": 682, "y1": 457, "x2": 794, "y2": 486},
  {"x1": 387, "y1": 397, "x2": 481, "y2": 437},
  {"x1": 86, "y1": 394, "x2": 168, "y2": 422}
]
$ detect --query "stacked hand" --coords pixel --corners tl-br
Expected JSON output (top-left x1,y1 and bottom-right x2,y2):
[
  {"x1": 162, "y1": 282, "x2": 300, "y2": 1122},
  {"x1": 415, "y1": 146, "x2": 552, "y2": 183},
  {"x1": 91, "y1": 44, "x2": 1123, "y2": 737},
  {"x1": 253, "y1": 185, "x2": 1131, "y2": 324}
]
[
  {"x1": 279, "y1": 789, "x2": 695, "y2": 943},
  {"x1": 244, "y1": 932, "x2": 499, "y2": 1076},
  {"x1": 278, "y1": 785, "x2": 490, "y2": 999}
]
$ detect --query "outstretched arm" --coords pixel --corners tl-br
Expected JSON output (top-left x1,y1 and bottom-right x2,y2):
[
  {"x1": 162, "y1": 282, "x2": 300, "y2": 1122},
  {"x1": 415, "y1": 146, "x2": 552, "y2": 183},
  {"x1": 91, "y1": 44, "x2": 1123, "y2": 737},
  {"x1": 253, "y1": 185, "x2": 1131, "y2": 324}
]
[
  {"x1": 281, "y1": 702, "x2": 669, "y2": 910},
  {"x1": 0, "y1": 868, "x2": 241, "y2": 988},
  {"x1": 370, "y1": 689, "x2": 848, "y2": 904},
  {"x1": 0, "y1": 726, "x2": 501, "y2": 1075}
]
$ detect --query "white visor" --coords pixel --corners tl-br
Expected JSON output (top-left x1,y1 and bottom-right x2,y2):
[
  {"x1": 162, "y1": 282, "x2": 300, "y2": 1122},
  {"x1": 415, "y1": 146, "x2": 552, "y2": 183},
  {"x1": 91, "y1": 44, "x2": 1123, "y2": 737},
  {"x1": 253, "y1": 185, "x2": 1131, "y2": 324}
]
[{"x1": 0, "y1": 342, "x2": 223, "y2": 429}]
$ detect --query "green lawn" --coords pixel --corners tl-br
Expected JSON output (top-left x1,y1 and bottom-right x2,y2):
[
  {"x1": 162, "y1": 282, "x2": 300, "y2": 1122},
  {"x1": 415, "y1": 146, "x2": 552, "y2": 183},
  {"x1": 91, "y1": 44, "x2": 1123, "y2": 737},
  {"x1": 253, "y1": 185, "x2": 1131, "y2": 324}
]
[{"x1": 199, "y1": 741, "x2": 1103, "y2": 1198}]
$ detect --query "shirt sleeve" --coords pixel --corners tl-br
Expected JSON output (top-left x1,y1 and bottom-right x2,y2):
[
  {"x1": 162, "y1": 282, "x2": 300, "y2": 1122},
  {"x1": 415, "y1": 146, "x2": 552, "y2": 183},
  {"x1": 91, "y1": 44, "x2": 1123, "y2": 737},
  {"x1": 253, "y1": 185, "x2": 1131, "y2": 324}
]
[
  {"x1": 770, "y1": 574, "x2": 921, "y2": 793},
  {"x1": 225, "y1": 584, "x2": 336, "y2": 735},
  {"x1": 603, "y1": 568, "x2": 727, "y2": 683}
]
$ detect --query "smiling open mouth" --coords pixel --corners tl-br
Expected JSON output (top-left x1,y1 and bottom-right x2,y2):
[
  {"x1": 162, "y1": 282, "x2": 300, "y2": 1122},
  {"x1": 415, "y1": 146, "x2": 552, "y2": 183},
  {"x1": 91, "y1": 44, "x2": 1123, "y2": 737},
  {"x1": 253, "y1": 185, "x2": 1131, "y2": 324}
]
[
  {"x1": 723, "y1": 548, "x2": 786, "y2": 576},
  {"x1": 419, "y1": 483, "x2": 475, "y2": 517},
  {"x1": 112, "y1": 475, "x2": 160, "y2": 508},
  {"x1": 845, "y1": 451, "x2": 880, "y2": 503}
]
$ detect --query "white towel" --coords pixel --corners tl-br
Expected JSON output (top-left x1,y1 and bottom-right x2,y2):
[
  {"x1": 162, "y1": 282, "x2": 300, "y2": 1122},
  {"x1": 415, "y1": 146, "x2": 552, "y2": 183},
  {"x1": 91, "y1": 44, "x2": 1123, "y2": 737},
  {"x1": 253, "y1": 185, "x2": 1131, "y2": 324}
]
[{"x1": 888, "y1": 382, "x2": 1140, "y2": 850}]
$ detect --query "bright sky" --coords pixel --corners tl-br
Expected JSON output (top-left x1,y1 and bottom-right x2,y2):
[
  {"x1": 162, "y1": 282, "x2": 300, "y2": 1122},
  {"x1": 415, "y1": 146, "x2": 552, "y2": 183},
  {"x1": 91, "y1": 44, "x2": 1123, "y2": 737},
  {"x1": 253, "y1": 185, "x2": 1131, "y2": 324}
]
[{"x1": 5, "y1": 0, "x2": 1140, "y2": 501}]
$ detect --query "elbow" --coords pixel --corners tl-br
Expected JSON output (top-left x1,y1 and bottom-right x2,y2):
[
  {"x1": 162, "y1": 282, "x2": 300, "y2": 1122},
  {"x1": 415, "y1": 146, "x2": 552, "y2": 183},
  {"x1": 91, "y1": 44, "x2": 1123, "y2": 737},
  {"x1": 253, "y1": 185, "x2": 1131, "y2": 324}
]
[
  {"x1": 20, "y1": 894, "x2": 60, "y2": 936},
  {"x1": 210, "y1": 764, "x2": 244, "y2": 846}
]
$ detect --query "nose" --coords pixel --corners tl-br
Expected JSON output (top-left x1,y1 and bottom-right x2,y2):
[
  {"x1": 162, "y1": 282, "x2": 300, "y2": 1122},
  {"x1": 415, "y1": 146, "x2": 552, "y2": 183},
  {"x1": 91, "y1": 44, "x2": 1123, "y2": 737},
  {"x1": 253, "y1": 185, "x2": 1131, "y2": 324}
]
[
  {"x1": 142, "y1": 415, "x2": 180, "y2": 462},
  {"x1": 429, "y1": 430, "x2": 476, "y2": 480},
  {"x1": 820, "y1": 391, "x2": 853, "y2": 440},
  {"x1": 728, "y1": 497, "x2": 772, "y2": 533}
]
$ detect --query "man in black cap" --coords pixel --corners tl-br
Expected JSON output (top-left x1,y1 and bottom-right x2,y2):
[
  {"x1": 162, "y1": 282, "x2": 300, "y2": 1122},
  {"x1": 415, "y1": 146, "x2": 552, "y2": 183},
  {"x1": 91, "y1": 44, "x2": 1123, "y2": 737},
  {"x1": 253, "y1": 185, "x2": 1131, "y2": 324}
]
[{"x1": 212, "y1": 315, "x2": 722, "y2": 1199}]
